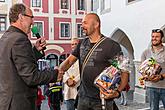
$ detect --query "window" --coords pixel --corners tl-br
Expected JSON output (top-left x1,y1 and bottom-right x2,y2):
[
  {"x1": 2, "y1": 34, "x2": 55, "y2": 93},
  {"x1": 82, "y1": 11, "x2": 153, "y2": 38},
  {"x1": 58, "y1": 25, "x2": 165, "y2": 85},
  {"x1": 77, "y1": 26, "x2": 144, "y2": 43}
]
[
  {"x1": 37, "y1": 59, "x2": 50, "y2": 70},
  {"x1": 33, "y1": 22, "x2": 43, "y2": 36},
  {"x1": 128, "y1": 0, "x2": 136, "y2": 2},
  {"x1": 0, "y1": 0, "x2": 5, "y2": 2},
  {"x1": 61, "y1": 0, "x2": 68, "y2": 9},
  {"x1": 101, "y1": 0, "x2": 110, "y2": 10},
  {"x1": 60, "y1": 23, "x2": 70, "y2": 38},
  {"x1": 78, "y1": 0, "x2": 85, "y2": 10},
  {"x1": 32, "y1": 0, "x2": 41, "y2": 7},
  {"x1": 91, "y1": 0, "x2": 94, "y2": 11},
  {"x1": 91, "y1": 0, "x2": 99, "y2": 12},
  {"x1": 46, "y1": 54, "x2": 58, "y2": 68},
  {"x1": 77, "y1": 24, "x2": 83, "y2": 38},
  {"x1": 0, "y1": 17, "x2": 6, "y2": 32}
]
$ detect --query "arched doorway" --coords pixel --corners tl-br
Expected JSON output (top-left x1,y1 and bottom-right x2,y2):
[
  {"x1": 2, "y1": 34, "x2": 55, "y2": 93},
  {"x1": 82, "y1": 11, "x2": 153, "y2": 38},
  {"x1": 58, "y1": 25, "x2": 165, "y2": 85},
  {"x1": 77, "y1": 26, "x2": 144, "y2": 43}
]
[
  {"x1": 110, "y1": 28, "x2": 135, "y2": 100},
  {"x1": 161, "y1": 27, "x2": 165, "y2": 43},
  {"x1": 46, "y1": 54, "x2": 58, "y2": 69}
]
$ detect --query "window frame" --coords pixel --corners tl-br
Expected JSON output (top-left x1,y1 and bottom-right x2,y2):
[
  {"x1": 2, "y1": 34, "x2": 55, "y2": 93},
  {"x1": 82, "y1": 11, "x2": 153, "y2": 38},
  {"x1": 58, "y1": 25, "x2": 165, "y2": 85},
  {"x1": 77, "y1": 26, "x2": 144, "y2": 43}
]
[
  {"x1": 100, "y1": 0, "x2": 111, "y2": 14},
  {"x1": 78, "y1": 0, "x2": 85, "y2": 10},
  {"x1": 0, "y1": 16, "x2": 6, "y2": 32},
  {"x1": 31, "y1": 21, "x2": 44, "y2": 38},
  {"x1": 0, "y1": 0, "x2": 5, "y2": 2},
  {"x1": 77, "y1": 23, "x2": 83, "y2": 38},
  {"x1": 32, "y1": 0, "x2": 42, "y2": 7},
  {"x1": 128, "y1": 0, "x2": 136, "y2": 3},
  {"x1": 59, "y1": 22, "x2": 71, "y2": 39},
  {"x1": 60, "y1": 0, "x2": 69, "y2": 9}
]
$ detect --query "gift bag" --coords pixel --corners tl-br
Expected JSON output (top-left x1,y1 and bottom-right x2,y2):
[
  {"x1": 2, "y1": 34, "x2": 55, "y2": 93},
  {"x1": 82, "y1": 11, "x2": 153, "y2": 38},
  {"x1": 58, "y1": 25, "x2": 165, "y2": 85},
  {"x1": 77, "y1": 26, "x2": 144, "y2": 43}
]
[{"x1": 94, "y1": 65, "x2": 121, "y2": 93}]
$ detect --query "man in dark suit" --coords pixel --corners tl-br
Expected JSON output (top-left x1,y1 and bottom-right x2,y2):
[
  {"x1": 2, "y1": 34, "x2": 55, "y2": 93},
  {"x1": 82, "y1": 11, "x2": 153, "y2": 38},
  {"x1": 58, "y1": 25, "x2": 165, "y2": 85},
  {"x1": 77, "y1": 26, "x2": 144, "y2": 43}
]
[{"x1": 0, "y1": 3, "x2": 62, "y2": 110}]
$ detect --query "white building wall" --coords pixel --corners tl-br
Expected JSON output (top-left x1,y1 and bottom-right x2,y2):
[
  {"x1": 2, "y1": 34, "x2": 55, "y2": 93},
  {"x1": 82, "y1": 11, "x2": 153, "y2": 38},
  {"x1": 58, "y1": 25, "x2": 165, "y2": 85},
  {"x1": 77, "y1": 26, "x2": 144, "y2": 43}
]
[
  {"x1": 0, "y1": 0, "x2": 12, "y2": 37},
  {"x1": 0, "y1": 0, "x2": 23, "y2": 37},
  {"x1": 97, "y1": 0, "x2": 165, "y2": 61},
  {"x1": 93, "y1": 0, "x2": 165, "y2": 102}
]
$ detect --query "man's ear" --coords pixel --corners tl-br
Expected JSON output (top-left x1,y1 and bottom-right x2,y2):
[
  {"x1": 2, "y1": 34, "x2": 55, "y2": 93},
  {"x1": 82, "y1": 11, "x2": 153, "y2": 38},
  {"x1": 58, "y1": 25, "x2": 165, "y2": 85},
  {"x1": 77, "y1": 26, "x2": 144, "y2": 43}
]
[
  {"x1": 161, "y1": 36, "x2": 164, "y2": 43},
  {"x1": 95, "y1": 22, "x2": 99, "y2": 28},
  {"x1": 18, "y1": 14, "x2": 23, "y2": 21}
]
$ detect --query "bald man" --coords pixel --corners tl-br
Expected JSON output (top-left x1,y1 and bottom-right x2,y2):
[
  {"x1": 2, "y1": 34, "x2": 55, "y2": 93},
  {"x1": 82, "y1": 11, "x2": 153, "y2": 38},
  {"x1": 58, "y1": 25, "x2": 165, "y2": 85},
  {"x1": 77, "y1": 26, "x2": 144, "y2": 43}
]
[{"x1": 59, "y1": 13, "x2": 129, "y2": 110}]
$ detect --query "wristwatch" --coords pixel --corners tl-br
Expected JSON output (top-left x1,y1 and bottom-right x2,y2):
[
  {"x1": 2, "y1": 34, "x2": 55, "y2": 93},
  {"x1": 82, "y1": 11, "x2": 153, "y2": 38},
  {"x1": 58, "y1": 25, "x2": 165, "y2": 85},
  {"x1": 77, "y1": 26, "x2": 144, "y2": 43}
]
[{"x1": 160, "y1": 74, "x2": 164, "y2": 80}]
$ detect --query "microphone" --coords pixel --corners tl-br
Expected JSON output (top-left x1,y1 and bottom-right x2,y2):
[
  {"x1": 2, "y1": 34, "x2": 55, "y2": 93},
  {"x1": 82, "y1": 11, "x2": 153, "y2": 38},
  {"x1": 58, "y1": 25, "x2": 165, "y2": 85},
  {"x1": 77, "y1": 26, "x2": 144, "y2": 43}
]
[{"x1": 31, "y1": 26, "x2": 46, "y2": 51}]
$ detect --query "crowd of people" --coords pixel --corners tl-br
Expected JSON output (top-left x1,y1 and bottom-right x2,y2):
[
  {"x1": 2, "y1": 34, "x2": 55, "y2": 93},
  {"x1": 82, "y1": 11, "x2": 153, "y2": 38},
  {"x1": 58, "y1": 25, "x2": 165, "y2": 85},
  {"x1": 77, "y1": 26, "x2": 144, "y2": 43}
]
[{"x1": 0, "y1": 3, "x2": 164, "y2": 110}]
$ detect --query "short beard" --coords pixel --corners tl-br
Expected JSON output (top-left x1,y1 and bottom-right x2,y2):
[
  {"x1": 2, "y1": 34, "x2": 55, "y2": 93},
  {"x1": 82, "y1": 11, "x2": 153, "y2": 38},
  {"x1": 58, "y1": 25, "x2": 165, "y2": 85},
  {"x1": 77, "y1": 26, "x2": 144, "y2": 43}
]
[{"x1": 152, "y1": 41, "x2": 162, "y2": 46}]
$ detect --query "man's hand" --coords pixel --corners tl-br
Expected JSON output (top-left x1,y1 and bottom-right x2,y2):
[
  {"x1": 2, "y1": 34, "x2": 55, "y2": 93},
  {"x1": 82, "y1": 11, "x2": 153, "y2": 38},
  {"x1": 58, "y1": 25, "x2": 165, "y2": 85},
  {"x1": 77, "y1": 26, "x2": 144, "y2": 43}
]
[
  {"x1": 49, "y1": 83, "x2": 55, "y2": 87},
  {"x1": 34, "y1": 37, "x2": 47, "y2": 51},
  {"x1": 100, "y1": 89, "x2": 120, "y2": 99},
  {"x1": 66, "y1": 78, "x2": 76, "y2": 87},
  {"x1": 148, "y1": 74, "x2": 163, "y2": 82}
]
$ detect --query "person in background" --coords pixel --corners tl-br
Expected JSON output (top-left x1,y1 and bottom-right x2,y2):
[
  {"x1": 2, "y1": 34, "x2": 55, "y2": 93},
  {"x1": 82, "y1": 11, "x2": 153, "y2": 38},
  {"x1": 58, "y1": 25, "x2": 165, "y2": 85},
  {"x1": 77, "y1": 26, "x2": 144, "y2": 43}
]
[
  {"x1": 63, "y1": 38, "x2": 80, "y2": 110},
  {"x1": 0, "y1": 3, "x2": 62, "y2": 110},
  {"x1": 36, "y1": 86, "x2": 45, "y2": 110},
  {"x1": 47, "y1": 82, "x2": 63, "y2": 110},
  {"x1": 141, "y1": 29, "x2": 165, "y2": 110},
  {"x1": 119, "y1": 83, "x2": 130, "y2": 106},
  {"x1": 59, "y1": 13, "x2": 129, "y2": 110}
]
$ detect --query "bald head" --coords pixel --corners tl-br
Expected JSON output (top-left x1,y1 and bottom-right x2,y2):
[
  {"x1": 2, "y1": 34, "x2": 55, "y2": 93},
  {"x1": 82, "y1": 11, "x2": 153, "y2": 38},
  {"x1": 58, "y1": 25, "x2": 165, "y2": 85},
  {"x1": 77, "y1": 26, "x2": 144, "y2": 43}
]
[
  {"x1": 82, "y1": 13, "x2": 101, "y2": 36},
  {"x1": 85, "y1": 13, "x2": 101, "y2": 27}
]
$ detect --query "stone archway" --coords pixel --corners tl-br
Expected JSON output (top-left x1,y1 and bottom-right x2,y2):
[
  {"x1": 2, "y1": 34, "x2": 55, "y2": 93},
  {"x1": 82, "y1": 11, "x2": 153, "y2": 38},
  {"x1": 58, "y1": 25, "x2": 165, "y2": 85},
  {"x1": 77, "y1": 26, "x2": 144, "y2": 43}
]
[
  {"x1": 110, "y1": 28, "x2": 135, "y2": 100},
  {"x1": 111, "y1": 28, "x2": 134, "y2": 59},
  {"x1": 161, "y1": 27, "x2": 165, "y2": 43}
]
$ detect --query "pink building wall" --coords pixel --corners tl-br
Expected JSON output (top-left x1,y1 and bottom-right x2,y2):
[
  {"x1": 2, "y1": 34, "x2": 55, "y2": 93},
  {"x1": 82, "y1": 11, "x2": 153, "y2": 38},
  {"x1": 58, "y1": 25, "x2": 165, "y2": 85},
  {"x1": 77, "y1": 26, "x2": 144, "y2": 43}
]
[
  {"x1": 54, "y1": 0, "x2": 59, "y2": 14},
  {"x1": 76, "y1": 18, "x2": 83, "y2": 23},
  {"x1": 54, "y1": 18, "x2": 71, "y2": 40},
  {"x1": 42, "y1": 0, "x2": 48, "y2": 13},
  {"x1": 34, "y1": 17, "x2": 49, "y2": 40},
  {"x1": 23, "y1": 0, "x2": 30, "y2": 6},
  {"x1": 23, "y1": 0, "x2": 89, "y2": 59}
]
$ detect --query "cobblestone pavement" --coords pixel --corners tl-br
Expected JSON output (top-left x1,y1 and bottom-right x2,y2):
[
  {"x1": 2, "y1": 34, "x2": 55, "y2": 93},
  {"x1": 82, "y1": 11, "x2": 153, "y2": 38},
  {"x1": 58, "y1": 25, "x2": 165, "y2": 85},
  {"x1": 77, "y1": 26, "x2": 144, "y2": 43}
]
[
  {"x1": 116, "y1": 100, "x2": 150, "y2": 110},
  {"x1": 116, "y1": 99, "x2": 164, "y2": 110},
  {"x1": 41, "y1": 99, "x2": 67, "y2": 110},
  {"x1": 41, "y1": 98, "x2": 164, "y2": 110}
]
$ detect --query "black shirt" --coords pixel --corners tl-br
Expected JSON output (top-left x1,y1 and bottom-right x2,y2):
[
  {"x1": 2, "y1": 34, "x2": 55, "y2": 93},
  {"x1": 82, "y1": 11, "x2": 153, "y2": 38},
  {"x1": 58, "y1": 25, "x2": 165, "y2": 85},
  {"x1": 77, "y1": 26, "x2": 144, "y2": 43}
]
[{"x1": 72, "y1": 35, "x2": 121, "y2": 99}]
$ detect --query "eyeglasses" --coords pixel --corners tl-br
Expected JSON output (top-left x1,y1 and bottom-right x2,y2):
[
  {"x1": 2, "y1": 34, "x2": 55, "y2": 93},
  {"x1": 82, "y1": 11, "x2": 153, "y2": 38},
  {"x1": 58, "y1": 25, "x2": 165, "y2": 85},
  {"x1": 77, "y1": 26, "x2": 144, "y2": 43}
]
[
  {"x1": 22, "y1": 14, "x2": 34, "y2": 18},
  {"x1": 71, "y1": 43, "x2": 78, "y2": 46},
  {"x1": 152, "y1": 29, "x2": 164, "y2": 37},
  {"x1": 152, "y1": 29, "x2": 162, "y2": 33}
]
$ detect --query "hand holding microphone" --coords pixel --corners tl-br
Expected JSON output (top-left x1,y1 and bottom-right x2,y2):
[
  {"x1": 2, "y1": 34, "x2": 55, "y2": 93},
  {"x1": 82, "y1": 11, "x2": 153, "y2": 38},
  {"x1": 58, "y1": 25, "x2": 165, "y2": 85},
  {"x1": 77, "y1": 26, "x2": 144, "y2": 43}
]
[
  {"x1": 35, "y1": 37, "x2": 46, "y2": 51},
  {"x1": 31, "y1": 26, "x2": 46, "y2": 54}
]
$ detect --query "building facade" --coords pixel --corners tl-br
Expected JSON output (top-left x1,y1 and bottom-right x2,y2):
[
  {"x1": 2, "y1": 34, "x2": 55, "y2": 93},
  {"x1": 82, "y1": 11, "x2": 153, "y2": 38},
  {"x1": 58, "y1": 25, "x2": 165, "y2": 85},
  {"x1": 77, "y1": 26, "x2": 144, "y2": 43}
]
[
  {"x1": 22, "y1": 0, "x2": 91, "y2": 68},
  {"x1": 0, "y1": 0, "x2": 12, "y2": 37},
  {"x1": 91, "y1": 0, "x2": 165, "y2": 103},
  {"x1": 0, "y1": 0, "x2": 91, "y2": 68},
  {"x1": 0, "y1": 0, "x2": 24, "y2": 36},
  {"x1": 1, "y1": 0, "x2": 165, "y2": 104}
]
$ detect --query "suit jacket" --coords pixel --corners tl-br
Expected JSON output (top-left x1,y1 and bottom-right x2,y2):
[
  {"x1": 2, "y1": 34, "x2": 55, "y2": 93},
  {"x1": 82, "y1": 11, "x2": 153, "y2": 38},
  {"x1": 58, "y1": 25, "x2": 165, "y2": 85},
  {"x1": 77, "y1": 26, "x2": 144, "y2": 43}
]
[{"x1": 0, "y1": 26, "x2": 58, "y2": 110}]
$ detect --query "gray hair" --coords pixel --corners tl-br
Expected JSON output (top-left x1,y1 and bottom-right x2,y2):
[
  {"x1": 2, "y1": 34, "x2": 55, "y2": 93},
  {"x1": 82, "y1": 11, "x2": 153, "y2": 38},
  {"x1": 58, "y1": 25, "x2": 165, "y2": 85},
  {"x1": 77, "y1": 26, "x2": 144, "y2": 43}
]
[{"x1": 9, "y1": 3, "x2": 26, "y2": 23}]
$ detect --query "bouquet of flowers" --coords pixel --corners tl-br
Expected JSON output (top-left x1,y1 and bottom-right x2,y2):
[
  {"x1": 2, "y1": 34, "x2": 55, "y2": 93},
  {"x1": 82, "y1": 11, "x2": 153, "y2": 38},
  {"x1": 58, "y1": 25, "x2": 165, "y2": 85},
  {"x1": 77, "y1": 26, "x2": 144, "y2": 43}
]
[
  {"x1": 138, "y1": 57, "x2": 162, "y2": 85},
  {"x1": 94, "y1": 54, "x2": 130, "y2": 93}
]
